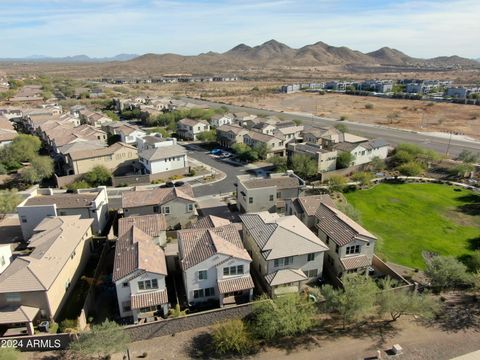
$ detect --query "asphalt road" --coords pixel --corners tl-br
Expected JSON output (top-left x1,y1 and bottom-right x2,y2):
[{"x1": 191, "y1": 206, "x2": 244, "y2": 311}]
[{"x1": 183, "y1": 97, "x2": 480, "y2": 157}]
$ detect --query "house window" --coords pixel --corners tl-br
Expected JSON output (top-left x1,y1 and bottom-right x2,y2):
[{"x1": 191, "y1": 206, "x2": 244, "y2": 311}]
[
  {"x1": 274, "y1": 256, "x2": 293, "y2": 267},
  {"x1": 194, "y1": 289, "x2": 204, "y2": 298},
  {"x1": 269, "y1": 194, "x2": 274, "y2": 201},
  {"x1": 153, "y1": 205, "x2": 160, "y2": 213},
  {"x1": 194, "y1": 287, "x2": 215, "y2": 299},
  {"x1": 163, "y1": 206, "x2": 170, "y2": 214},
  {"x1": 307, "y1": 253, "x2": 315, "y2": 262},
  {"x1": 336, "y1": 245, "x2": 339, "y2": 254},
  {"x1": 326, "y1": 236, "x2": 330, "y2": 245},
  {"x1": 122, "y1": 282, "x2": 129, "y2": 288},
  {"x1": 198, "y1": 270, "x2": 208, "y2": 280},
  {"x1": 248, "y1": 197, "x2": 253, "y2": 204},
  {"x1": 5, "y1": 293, "x2": 21, "y2": 303},
  {"x1": 205, "y1": 287, "x2": 215, "y2": 297},
  {"x1": 187, "y1": 203, "x2": 194, "y2": 213},
  {"x1": 346, "y1": 245, "x2": 361, "y2": 255},
  {"x1": 123, "y1": 305, "x2": 131, "y2": 312},
  {"x1": 20, "y1": 216, "x2": 27, "y2": 223},
  {"x1": 306, "y1": 269, "x2": 318, "y2": 278},
  {"x1": 276, "y1": 192, "x2": 281, "y2": 199},
  {"x1": 138, "y1": 279, "x2": 159, "y2": 290},
  {"x1": 223, "y1": 265, "x2": 244, "y2": 276},
  {"x1": 138, "y1": 281, "x2": 145, "y2": 290}
]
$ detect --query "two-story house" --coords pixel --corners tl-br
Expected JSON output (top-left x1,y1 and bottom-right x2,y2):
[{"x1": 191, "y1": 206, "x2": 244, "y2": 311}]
[
  {"x1": 240, "y1": 212, "x2": 328, "y2": 296},
  {"x1": 121, "y1": 184, "x2": 197, "y2": 229},
  {"x1": 0, "y1": 216, "x2": 93, "y2": 335},
  {"x1": 315, "y1": 203, "x2": 377, "y2": 278},
  {"x1": 287, "y1": 143, "x2": 338, "y2": 173},
  {"x1": 235, "y1": 171, "x2": 304, "y2": 213},
  {"x1": 333, "y1": 139, "x2": 389, "y2": 167},
  {"x1": 285, "y1": 194, "x2": 335, "y2": 230},
  {"x1": 216, "y1": 124, "x2": 248, "y2": 148},
  {"x1": 176, "y1": 118, "x2": 210, "y2": 141},
  {"x1": 118, "y1": 214, "x2": 167, "y2": 246},
  {"x1": 113, "y1": 225, "x2": 168, "y2": 323},
  {"x1": 17, "y1": 186, "x2": 109, "y2": 240},
  {"x1": 210, "y1": 113, "x2": 234, "y2": 128},
  {"x1": 138, "y1": 144, "x2": 188, "y2": 175},
  {"x1": 243, "y1": 131, "x2": 286, "y2": 158},
  {"x1": 136, "y1": 134, "x2": 177, "y2": 151},
  {"x1": 103, "y1": 122, "x2": 147, "y2": 144},
  {"x1": 178, "y1": 222, "x2": 254, "y2": 307}
]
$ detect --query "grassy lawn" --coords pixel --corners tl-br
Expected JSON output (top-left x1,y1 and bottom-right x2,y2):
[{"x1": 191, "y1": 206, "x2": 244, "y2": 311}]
[{"x1": 345, "y1": 183, "x2": 480, "y2": 269}]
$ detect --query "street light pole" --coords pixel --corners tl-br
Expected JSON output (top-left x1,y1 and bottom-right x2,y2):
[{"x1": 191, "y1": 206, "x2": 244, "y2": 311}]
[{"x1": 445, "y1": 132, "x2": 453, "y2": 157}]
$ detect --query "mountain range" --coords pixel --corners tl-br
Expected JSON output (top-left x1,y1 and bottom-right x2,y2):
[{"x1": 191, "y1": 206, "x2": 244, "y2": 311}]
[{"x1": 0, "y1": 54, "x2": 138, "y2": 63}]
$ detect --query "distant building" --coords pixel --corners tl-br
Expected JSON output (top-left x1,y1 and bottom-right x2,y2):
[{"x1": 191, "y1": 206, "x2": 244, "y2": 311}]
[
  {"x1": 210, "y1": 113, "x2": 234, "y2": 128},
  {"x1": 280, "y1": 84, "x2": 301, "y2": 94},
  {"x1": 287, "y1": 143, "x2": 338, "y2": 173},
  {"x1": 176, "y1": 118, "x2": 210, "y2": 141}
]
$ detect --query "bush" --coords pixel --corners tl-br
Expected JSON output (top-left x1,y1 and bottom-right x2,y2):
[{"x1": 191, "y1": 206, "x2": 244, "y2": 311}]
[
  {"x1": 83, "y1": 165, "x2": 112, "y2": 186},
  {"x1": 397, "y1": 161, "x2": 424, "y2": 176},
  {"x1": 59, "y1": 319, "x2": 78, "y2": 333},
  {"x1": 328, "y1": 175, "x2": 348, "y2": 192},
  {"x1": 188, "y1": 169, "x2": 196, "y2": 176},
  {"x1": 67, "y1": 180, "x2": 91, "y2": 191},
  {"x1": 339, "y1": 115, "x2": 348, "y2": 121},
  {"x1": 351, "y1": 172, "x2": 374, "y2": 187},
  {"x1": 365, "y1": 103, "x2": 374, "y2": 109},
  {"x1": 212, "y1": 319, "x2": 253, "y2": 355}
]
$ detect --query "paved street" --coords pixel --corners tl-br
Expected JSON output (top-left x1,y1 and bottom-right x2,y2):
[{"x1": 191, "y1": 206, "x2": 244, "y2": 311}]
[{"x1": 183, "y1": 97, "x2": 480, "y2": 157}]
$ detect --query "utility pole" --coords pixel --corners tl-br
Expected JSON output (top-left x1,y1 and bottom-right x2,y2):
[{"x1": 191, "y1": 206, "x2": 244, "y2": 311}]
[{"x1": 445, "y1": 132, "x2": 453, "y2": 157}]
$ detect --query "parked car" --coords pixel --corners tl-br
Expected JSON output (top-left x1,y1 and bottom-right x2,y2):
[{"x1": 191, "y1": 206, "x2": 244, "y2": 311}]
[
  {"x1": 221, "y1": 152, "x2": 232, "y2": 158},
  {"x1": 210, "y1": 149, "x2": 223, "y2": 155},
  {"x1": 164, "y1": 181, "x2": 175, "y2": 188},
  {"x1": 174, "y1": 181, "x2": 185, "y2": 187}
]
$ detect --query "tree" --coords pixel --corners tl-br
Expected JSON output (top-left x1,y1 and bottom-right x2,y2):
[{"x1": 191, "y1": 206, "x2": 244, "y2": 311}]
[
  {"x1": 20, "y1": 156, "x2": 54, "y2": 184},
  {"x1": 450, "y1": 163, "x2": 474, "y2": 178},
  {"x1": 370, "y1": 156, "x2": 386, "y2": 172},
  {"x1": 104, "y1": 110, "x2": 119, "y2": 121},
  {"x1": 390, "y1": 150, "x2": 415, "y2": 167},
  {"x1": 425, "y1": 256, "x2": 472, "y2": 291},
  {"x1": 267, "y1": 156, "x2": 288, "y2": 172},
  {"x1": 293, "y1": 119, "x2": 303, "y2": 126},
  {"x1": 397, "y1": 161, "x2": 424, "y2": 176},
  {"x1": 0, "y1": 347, "x2": 20, "y2": 360},
  {"x1": 232, "y1": 143, "x2": 258, "y2": 162},
  {"x1": 197, "y1": 129, "x2": 217, "y2": 143},
  {"x1": 291, "y1": 154, "x2": 317, "y2": 178},
  {"x1": 351, "y1": 171, "x2": 374, "y2": 187},
  {"x1": 253, "y1": 142, "x2": 269, "y2": 160},
  {"x1": 68, "y1": 320, "x2": 130, "y2": 358},
  {"x1": 322, "y1": 274, "x2": 378, "y2": 328},
  {"x1": 376, "y1": 278, "x2": 439, "y2": 322},
  {"x1": 457, "y1": 150, "x2": 479, "y2": 164},
  {"x1": 0, "y1": 189, "x2": 20, "y2": 219},
  {"x1": 335, "y1": 124, "x2": 348, "y2": 133},
  {"x1": 387, "y1": 112, "x2": 399, "y2": 124},
  {"x1": 83, "y1": 165, "x2": 112, "y2": 186},
  {"x1": 251, "y1": 294, "x2": 316, "y2": 340},
  {"x1": 328, "y1": 175, "x2": 347, "y2": 192},
  {"x1": 10, "y1": 134, "x2": 41, "y2": 162},
  {"x1": 336, "y1": 152, "x2": 355, "y2": 169},
  {"x1": 212, "y1": 319, "x2": 253, "y2": 355}
]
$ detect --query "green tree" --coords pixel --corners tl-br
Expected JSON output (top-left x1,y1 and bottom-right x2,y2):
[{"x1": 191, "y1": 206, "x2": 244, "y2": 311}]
[
  {"x1": 0, "y1": 347, "x2": 20, "y2": 360},
  {"x1": 267, "y1": 156, "x2": 288, "y2": 172},
  {"x1": 370, "y1": 156, "x2": 386, "y2": 172},
  {"x1": 20, "y1": 156, "x2": 54, "y2": 184},
  {"x1": 328, "y1": 175, "x2": 348, "y2": 192},
  {"x1": 425, "y1": 256, "x2": 472, "y2": 291},
  {"x1": 397, "y1": 161, "x2": 424, "y2": 176},
  {"x1": 456, "y1": 150, "x2": 479, "y2": 163},
  {"x1": 351, "y1": 171, "x2": 374, "y2": 187},
  {"x1": 376, "y1": 278, "x2": 439, "y2": 322},
  {"x1": 336, "y1": 152, "x2": 355, "y2": 169},
  {"x1": 83, "y1": 165, "x2": 112, "y2": 186},
  {"x1": 10, "y1": 134, "x2": 42, "y2": 162},
  {"x1": 390, "y1": 150, "x2": 415, "y2": 167},
  {"x1": 335, "y1": 123, "x2": 348, "y2": 133},
  {"x1": 67, "y1": 180, "x2": 91, "y2": 191},
  {"x1": 104, "y1": 110, "x2": 119, "y2": 121},
  {"x1": 68, "y1": 320, "x2": 130, "y2": 358},
  {"x1": 196, "y1": 129, "x2": 217, "y2": 143},
  {"x1": 212, "y1": 319, "x2": 253, "y2": 355},
  {"x1": 253, "y1": 142, "x2": 269, "y2": 160},
  {"x1": 291, "y1": 154, "x2": 317, "y2": 178},
  {"x1": 251, "y1": 294, "x2": 316, "y2": 340},
  {"x1": 322, "y1": 274, "x2": 378, "y2": 328},
  {"x1": 293, "y1": 119, "x2": 303, "y2": 126},
  {"x1": 450, "y1": 163, "x2": 474, "y2": 178},
  {"x1": 0, "y1": 189, "x2": 21, "y2": 219},
  {"x1": 232, "y1": 143, "x2": 258, "y2": 162}
]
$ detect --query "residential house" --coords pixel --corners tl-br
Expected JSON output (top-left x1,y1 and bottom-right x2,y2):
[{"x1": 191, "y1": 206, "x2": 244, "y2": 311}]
[
  {"x1": 56, "y1": 140, "x2": 107, "y2": 175},
  {"x1": 210, "y1": 113, "x2": 233, "y2": 128},
  {"x1": 176, "y1": 118, "x2": 210, "y2": 141},
  {"x1": 275, "y1": 124, "x2": 304, "y2": 142},
  {"x1": 136, "y1": 134, "x2": 177, "y2": 151},
  {"x1": 251, "y1": 122, "x2": 277, "y2": 136},
  {"x1": 121, "y1": 184, "x2": 197, "y2": 229},
  {"x1": 79, "y1": 110, "x2": 112, "y2": 128},
  {"x1": 302, "y1": 127, "x2": 365, "y2": 148},
  {"x1": 66, "y1": 142, "x2": 138, "y2": 175},
  {"x1": 216, "y1": 124, "x2": 248, "y2": 148},
  {"x1": 191, "y1": 215, "x2": 231, "y2": 229},
  {"x1": 0, "y1": 216, "x2": 93, "y2": 335},
  {"x1": 287, "y1": 143, "x2": 338, "y2": 173},
  {"x1": 315, "y1": 203, "x2": 377, "y2": 278},
  {"x1": 0, "y1": 115, "x2": 17, "y2": 147},
  {"x1": 235, "y1": 171, "x2": 304, "y2": 213},
  {"x1": 233, "y1": 112, "x2": 257, "y2": 127},
  {"x1": 118, "y1": 214, "x2": 167, "y2": 246},
  {"x1": 103, "y1": 122, "x2": 147, "y2": 144},
  {"x1": 0, "y1": 245, "x2": 12, "y2": 274},
  {"x1": 178, "y1": 222, "x2": 254, "y2": 307},
  {"x1": 285, "y1": 194, "x2": 336, "y2": 229},
  {"x1": 240, "y1": 212, "x2": 328, "y2": 296},
  {"x1": 333, "y1": 139, "x2": 389, "y2": 167},
  {"x1": 17, "y1": 186, "x2": 109, "y2": 240},
  {"x1": 138, "y1": 144, "x2": 188, "y2": 175},
  {"x1": 243, "y1": 131, "x2": 286, "y2": 157},
  {"x1": 113, "y1": 224, "x2": 169, "y2": 323}
]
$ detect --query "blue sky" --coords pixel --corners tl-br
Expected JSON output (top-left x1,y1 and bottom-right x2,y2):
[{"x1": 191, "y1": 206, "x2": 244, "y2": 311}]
[{"x1": 0, "y1": 0, "x2": 479, "y2": 58}]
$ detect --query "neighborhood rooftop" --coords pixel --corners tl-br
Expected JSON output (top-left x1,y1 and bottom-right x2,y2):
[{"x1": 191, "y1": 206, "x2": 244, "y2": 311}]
[
  {"x1": 122, "y1": 184, "x2": 194, "y2": 208},
  {"x1": 23, "y1": 192, "x2": 99, "y2": 209},
  {"x1": 118, "y1": 214, "x2": 167, "y2": 238},
  {"x1": 139, "y1": 144, "x2": 186, "y2": 161}
]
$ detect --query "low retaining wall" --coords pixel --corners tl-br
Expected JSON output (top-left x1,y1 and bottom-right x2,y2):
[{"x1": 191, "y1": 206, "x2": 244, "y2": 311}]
[{"x1": 124, "y1": 303, "x2": 253, "y2": 341}]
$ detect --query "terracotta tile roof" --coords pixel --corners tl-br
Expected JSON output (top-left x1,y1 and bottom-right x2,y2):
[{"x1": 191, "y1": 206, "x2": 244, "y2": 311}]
[
  {"x1": 0, "y1": 305, "x2": 40, "y2": 324},
  {"x1": 118, "y1": 214, "x2": 167, "y2": 238},
  {"x1": 217, "y1": 275, "x2": 254, "y2": 294},
  {"x1": 131, "y1": 289, "x2": 168, "y2": 309},
  {"x1": 240, "y1": 212, "x2": 328, "y2": 260},
  {"x1": 244, "y1": 130, "x2": 283, "y2": 143},
  {"x1": 217, "y1": 124, "x2": 247, "y2": 135},
  {"x1": 192, "y1": 215, "x2": 231, "y2": 229},
  {"x1": 315, "y1": 203, "x2": 377, "y2": 246},
  {"x1": 112, "y1": 226, "x2": 167, "y2": 282},
  {"x1": 294, "y1": 195, "x2": 335, "y2": 216},
  {"x1": 0, "y1": 216, "x2": 93, "y2": 292},
  {"x1": 340, "y1": 255, "x2": 371, "y2": 271},
  {"x1": 265, "y1": 269, "x2": 307, "y2": 286},
  {"x1": 69, "y1": 142, "x2": 136, "y2": 161},
  {"x1": 121, "y1": 184, "x2": 195, "y2": 208},
  {"x1": 178, "y1": 224, "x2": 250, "y2": 270},
  {"x1": 23, "y1": 193, "x2": 97, "y2": 209}
]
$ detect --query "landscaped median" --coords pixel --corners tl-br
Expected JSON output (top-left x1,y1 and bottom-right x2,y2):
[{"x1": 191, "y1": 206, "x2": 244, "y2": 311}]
[{"x1": 344, "y1": 182, "x2": 480, "y2": 269}]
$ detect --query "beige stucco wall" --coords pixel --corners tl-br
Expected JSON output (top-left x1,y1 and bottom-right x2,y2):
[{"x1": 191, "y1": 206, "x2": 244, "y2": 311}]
[{"x1": 71, "y1": 147, "x2": 138, "y2": 174}]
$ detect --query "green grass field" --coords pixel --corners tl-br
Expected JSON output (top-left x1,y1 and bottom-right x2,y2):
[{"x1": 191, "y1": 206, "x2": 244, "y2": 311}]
[{"x1": 345, "y1": 183, "x2": 480, "y2": 269}]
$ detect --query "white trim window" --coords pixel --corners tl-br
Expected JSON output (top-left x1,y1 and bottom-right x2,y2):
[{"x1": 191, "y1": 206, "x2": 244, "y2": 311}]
[
  {"x1": 274, "y1": 256, "x2": 294, "y2": 267},
  {"x1": 345, "y1": 245, "x2": 361, "y2": 255},
  {"x1": 198, "y1": 270, "x2": 208, "y2": 280}
]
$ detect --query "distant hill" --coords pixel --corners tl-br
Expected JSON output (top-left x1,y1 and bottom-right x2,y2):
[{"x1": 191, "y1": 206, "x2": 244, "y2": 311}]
[{"x1": 0, "y1": 54, "x2": 138, "y2": 63}]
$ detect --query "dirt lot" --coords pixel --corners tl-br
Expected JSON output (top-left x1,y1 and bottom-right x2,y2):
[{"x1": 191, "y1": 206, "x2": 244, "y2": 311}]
[{"x1": 214, "y1": 92, "x2": 480, "y2": 139}]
